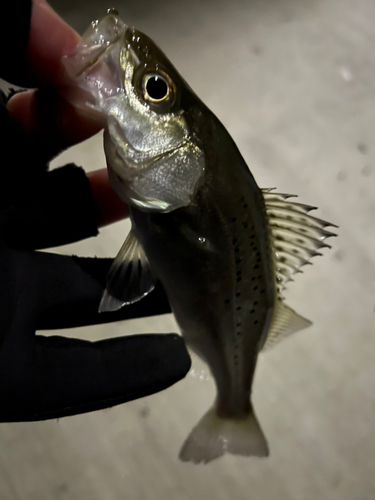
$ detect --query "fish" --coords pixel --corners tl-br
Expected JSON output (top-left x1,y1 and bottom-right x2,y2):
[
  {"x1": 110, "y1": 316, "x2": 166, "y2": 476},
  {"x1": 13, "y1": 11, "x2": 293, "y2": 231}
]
[{"x1": 61, "y1": 10, "x2": 336, "y2": 464}]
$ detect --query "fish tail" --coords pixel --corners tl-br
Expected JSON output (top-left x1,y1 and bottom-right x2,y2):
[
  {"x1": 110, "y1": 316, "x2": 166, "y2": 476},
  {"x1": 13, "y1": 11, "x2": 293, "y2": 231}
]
[{"x1": 179, "y1": 405, "x2": 269, "y2": 464}]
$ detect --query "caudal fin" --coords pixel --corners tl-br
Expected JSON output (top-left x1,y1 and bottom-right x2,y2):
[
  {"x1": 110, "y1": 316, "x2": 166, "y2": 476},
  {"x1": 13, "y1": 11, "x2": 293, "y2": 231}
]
[{"x1": 179, "y1": 406, "x2": 269, "y2": 464}]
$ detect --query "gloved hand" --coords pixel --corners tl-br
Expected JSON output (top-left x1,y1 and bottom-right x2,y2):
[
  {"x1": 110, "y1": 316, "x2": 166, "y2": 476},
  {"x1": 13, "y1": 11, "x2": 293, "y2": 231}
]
[{"x1": 0, "y1": 0, "x2": 191, "y2": 422}]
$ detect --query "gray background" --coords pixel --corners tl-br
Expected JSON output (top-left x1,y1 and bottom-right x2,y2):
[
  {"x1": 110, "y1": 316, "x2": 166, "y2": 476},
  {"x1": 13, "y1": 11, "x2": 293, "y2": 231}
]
[{"x1": 1, "y1": 0, "x2": 375, "y2": 498}]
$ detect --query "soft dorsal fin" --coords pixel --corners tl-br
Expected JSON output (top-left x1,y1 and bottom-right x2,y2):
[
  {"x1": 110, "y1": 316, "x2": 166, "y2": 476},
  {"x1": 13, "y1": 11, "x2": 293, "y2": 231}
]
[
  {"x1": 260, "y1": 188, "x2": 336, "y2": 348},
  {"x1": 99, "y1": 229, "x2": 156, "y2": 312},
  {"x1": 262, "y1": 300, "x2": 312, "y2": 350}
]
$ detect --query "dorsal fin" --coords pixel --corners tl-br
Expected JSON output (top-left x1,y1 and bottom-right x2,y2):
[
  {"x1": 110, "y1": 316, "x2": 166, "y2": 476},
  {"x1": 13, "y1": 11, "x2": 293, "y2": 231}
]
[
  {"x1": 261, "y1": 188, "x2": 336, "y2": 349},
  {"x1": 262, "y1": 188, "x2": 337, "y2": 295}
]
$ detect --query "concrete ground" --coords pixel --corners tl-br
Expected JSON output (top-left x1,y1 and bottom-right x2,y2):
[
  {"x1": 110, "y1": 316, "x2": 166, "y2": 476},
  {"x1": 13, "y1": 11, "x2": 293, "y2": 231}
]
[{"x1": 1, "y1": 0, "x2": 375, "y2": 498}]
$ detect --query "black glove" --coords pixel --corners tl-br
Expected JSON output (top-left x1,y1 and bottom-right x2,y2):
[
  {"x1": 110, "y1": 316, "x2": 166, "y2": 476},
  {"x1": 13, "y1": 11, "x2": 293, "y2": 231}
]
[{"x1": 0, "y1": 0, "x2": 191, "y2": 422}]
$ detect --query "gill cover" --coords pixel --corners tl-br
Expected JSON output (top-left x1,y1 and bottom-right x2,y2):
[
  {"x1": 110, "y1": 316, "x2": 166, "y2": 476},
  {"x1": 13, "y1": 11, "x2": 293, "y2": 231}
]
[{"x1": 62, "y1": 11, "x2": 205, "y2": 213}]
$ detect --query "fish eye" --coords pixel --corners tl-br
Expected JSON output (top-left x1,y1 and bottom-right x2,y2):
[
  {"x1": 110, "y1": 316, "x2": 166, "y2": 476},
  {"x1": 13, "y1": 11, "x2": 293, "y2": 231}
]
[
  {"x1": 145, "y1": 75, "x2": 168, "y2": 101},
  {"x1": 142, "y1": 71, "x2": 175, "y2": 106}
]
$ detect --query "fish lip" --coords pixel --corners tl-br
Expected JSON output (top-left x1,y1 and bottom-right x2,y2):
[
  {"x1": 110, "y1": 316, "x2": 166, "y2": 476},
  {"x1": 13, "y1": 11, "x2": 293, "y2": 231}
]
[
  {"x1": 77, "y1": 31, "x2": 127, "y2": 78},
  {"x1": 63, "y1": 14, "x2": 129, "y2": 80}
]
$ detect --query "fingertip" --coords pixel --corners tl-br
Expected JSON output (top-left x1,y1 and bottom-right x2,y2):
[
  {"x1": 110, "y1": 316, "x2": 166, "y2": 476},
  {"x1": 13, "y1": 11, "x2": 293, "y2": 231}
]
[
  {"x1": 87, "y1": 169, "x2": 128, "y2": 227},
  {"x1": 6, "y1": 90, "x2": 34, "y2": 135},
  {"x1": 6, "y1": 87, "x2": 102, "y2": 162},
  {"x1": 162, "y1": 334, "x2": 192, "y2": 380},
  {"x1": 28, "y1": 0, "x2": 80, "y2": 86}
]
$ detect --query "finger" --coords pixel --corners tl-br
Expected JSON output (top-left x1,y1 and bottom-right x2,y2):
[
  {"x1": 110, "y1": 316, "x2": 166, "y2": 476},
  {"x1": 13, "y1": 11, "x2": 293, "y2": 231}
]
[
  {"x1": 6, "y1": 88, "x2": 101, "y2": 163},
  {"x1": 6, "y1": 0, "x2": 101, "y2": 161},
  {"x1": 0, "y1": 333, "x2": 191, "y2": 421},
  {"x1": 37, "y1": 265, "x2": 172, "y2": 330},
  {"x1": 6, "y1": 0, "x2": 80, "y2": 88},
  {"x1": 2, "y1": 0, "x2": 79, "y2": 88},
  {"x1": 3, "y1": 249, "x2": 171, "y2": 330},
  {"x1": 3, "y1": 165, "x2": 100, "y2": 249},
  {"x1": 87, "y1": 169, "x2": 128, "y2": 228},
  {"x1": 27, "y1": 0, "x2": 80, "y2": 86},
  {"x1": 3, "y1": 164, "x2": 128, "y2": 249},
  {"x1": 1, "y1": 0, "x2": 32, "y2": 84},
  {"x1": 35, "y1": 255, "x2": 172, "y2": 329},
  {"x1": 3, "y1": 162, "x2": 126, "y2": 242}
]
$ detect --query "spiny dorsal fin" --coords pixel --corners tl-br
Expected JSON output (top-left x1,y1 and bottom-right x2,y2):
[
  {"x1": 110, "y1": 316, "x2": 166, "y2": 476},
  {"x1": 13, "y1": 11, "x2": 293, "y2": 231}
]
[
  {"x1": 262, "y1": 300, "x2": 312, "y2": 350},
  {"x1": 262, "y1": 188, "x2": 337, "y2": 295},
  {"x1": 99, "y1": 229, "x2": 156, "y2": 312}
]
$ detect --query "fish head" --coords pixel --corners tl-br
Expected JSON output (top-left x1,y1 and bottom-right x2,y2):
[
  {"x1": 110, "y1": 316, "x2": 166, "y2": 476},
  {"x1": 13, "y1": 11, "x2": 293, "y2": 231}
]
[{"x1": 62, "y1": 11, "x2": 205, "y2": 212}]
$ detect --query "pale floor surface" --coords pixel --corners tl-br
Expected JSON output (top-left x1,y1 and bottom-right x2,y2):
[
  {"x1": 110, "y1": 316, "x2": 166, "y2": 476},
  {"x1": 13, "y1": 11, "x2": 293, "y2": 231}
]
[{"x1": 1, "y1": 0, "x2": 375, "y2": 498}]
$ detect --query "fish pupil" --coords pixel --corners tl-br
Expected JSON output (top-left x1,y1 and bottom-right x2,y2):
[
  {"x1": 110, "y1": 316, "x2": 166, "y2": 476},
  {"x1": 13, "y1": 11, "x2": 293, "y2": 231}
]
[{"x1": 146, "y1": 76, "x2": 168, "y2": 100}]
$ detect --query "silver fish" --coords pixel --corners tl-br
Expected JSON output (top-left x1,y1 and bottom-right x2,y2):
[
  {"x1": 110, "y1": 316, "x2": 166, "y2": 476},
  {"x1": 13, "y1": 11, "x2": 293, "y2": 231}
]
[{"x1": 62, "y1": 11, "x2": 336, "y2": 464}]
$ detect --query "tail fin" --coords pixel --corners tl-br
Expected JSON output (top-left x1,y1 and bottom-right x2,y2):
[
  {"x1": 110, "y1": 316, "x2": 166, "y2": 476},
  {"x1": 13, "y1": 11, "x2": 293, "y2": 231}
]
[{"x1": 179, "y1": 406, "x2": 269, "y2": 464}]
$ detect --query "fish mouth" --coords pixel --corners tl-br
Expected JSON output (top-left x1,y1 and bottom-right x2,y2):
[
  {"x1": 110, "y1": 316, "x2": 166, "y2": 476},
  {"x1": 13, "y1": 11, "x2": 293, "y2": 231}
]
[
  {"x1": 63, "y1": 12, "x2": 128, "y2": 80},
  {"x1": 77, "y1": 32, "x2": 127, "y2": 78}
]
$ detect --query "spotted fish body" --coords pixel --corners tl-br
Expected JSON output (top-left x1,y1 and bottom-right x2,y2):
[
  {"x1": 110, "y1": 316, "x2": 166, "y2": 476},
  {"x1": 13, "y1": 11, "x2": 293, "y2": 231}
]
[
  {"x1": 62, "y1": 11, "x2": 335, "y2": 464},
  {"x1": 131, "y1": 121, "x2": 275, "y2": 421}
]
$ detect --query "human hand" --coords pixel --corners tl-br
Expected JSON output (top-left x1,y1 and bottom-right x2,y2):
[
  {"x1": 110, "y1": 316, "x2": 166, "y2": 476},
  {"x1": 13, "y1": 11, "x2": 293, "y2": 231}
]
[
  {"x1": 5, "y1": 0, "x2": 126, "y2": 226},
  {"x1": 0, "y1": 0, "x2": 190, "y2": 422}
]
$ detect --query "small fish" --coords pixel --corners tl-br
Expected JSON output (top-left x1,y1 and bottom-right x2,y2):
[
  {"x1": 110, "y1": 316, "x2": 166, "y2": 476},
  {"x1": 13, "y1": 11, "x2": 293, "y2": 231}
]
[{"x1": 62, "y1": 11, "x2": 336, "y2": 464}]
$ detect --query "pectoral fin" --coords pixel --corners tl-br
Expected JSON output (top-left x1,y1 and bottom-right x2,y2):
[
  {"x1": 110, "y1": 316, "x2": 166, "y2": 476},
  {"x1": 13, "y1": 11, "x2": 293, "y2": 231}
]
[
  {"x1": 99, "y1": 230, "x2": 156, "y2": 312},
  {"x1": 261, "y1": 301, "x2": 312, "y2": 350}
]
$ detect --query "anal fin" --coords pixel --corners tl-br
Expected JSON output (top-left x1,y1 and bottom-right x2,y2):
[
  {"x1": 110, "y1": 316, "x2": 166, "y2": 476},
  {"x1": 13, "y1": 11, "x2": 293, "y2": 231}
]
[{"x1": 262, "y1": 301, "x2": 312, "y2": 350}]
